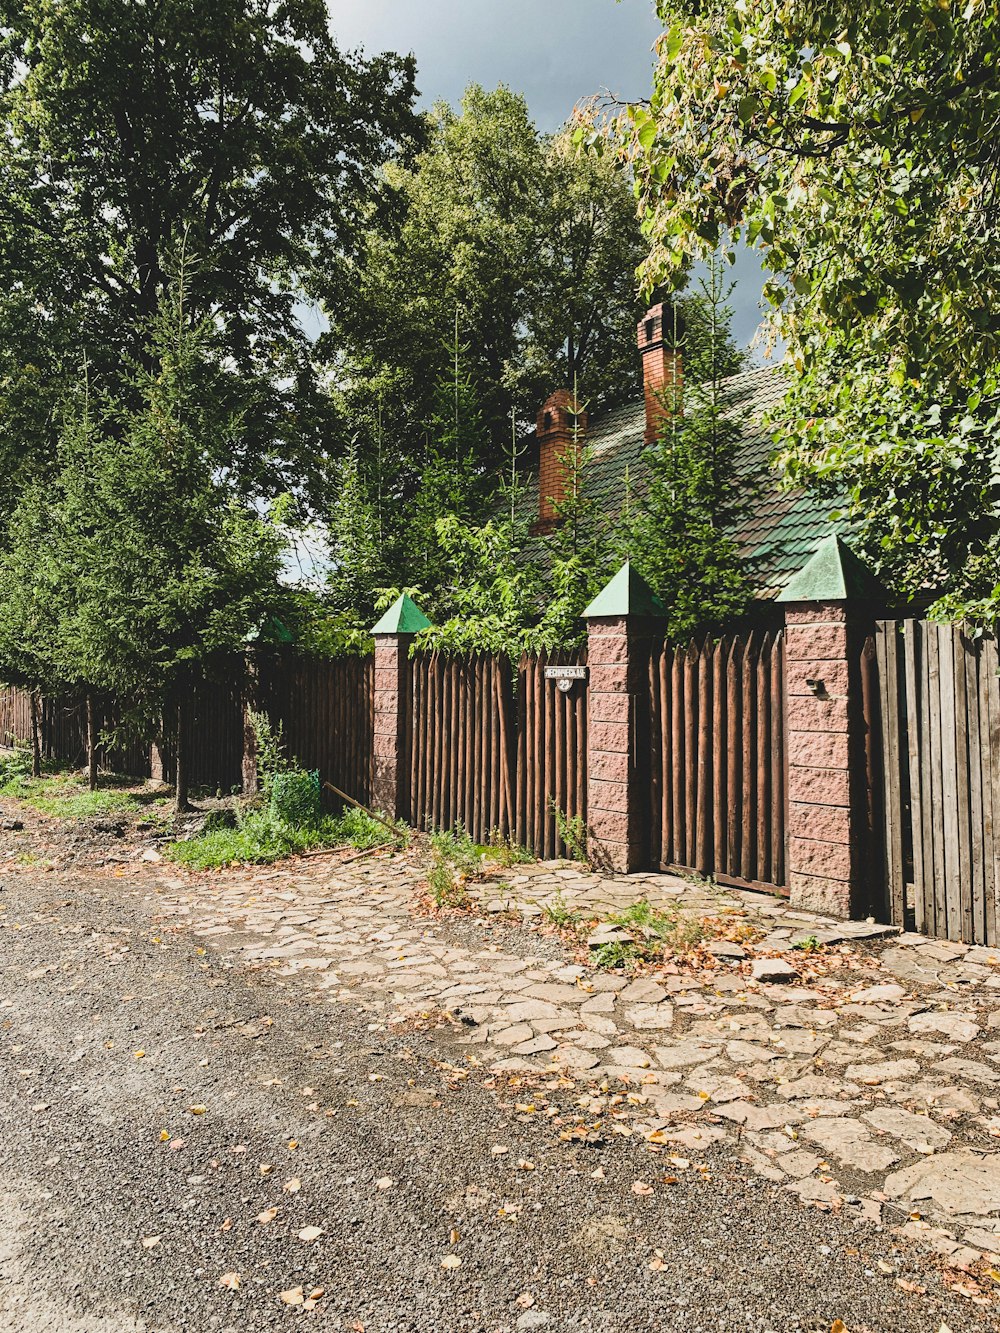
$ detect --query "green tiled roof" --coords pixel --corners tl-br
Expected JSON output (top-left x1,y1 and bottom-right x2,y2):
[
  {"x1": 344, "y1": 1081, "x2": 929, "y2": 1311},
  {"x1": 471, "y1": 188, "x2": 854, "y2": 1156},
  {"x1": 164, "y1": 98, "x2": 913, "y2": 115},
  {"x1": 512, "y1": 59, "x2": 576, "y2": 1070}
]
[{"x1": 523, "y1": 364, "x2": 842, "y2": 601}]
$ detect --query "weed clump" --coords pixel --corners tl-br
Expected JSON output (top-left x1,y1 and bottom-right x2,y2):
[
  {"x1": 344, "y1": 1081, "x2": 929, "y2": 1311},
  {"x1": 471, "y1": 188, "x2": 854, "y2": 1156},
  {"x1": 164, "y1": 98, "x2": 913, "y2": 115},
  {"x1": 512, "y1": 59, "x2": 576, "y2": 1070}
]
[
  {"x1": 592, "y1": 899, "x2": 704, "y2": 970},
  {"x1": 428, "y1": 825, "x2": 481, "y2": 907}
]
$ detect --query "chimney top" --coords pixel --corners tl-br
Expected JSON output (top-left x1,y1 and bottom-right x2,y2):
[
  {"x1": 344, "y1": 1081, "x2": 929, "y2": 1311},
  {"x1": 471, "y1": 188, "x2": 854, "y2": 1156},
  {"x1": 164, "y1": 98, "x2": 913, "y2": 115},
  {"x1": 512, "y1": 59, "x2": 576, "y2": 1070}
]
[{"x1": 638, "y1": 302, "x2": 682, "y2": 447}]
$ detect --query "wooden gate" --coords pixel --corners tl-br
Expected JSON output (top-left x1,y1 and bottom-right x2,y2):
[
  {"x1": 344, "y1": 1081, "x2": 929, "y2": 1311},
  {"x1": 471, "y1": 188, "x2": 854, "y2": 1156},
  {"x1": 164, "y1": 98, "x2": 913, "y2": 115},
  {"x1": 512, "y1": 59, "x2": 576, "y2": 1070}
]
[
  {"x1": 405, "y1": 649, "x2": 587, "y2": 859},
  {"x1": 647, "y1": 630, "x2": 787, "y2": 893},
  {"x1": 874, "y1": 619, "x2": 1000, "y2": 944}
]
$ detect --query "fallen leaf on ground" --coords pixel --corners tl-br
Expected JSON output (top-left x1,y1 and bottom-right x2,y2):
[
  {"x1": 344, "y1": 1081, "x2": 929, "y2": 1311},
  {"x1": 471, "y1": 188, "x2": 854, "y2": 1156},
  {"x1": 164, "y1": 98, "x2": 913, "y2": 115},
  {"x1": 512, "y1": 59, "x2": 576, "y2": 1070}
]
[
  {"x1": 631, "y1": 1181, "x2": 654, "y2": 1196},
  {"x1": 895, "y1": 1278, "x2": 925, "y2": 1295},
  {"x1": 283, "y1": 1176, "x2": 302, "y2": 1194},
  {"x1": 517, "y1": 1159, "x2": 535, "y2": 1171},
  {"x1": 188, "y1": 1104, "x2": 207, "y2": 1116},
  {"x1": 449, "y1": 1228, "x2": 460, "y2": 1244},
  {"x1": 218, "y1": 1272, "x2": 241, "y2": 1291},
  {"x1": 296, "y1": 1225, "x2": 324, "y2": 1242},
  {"x1": 257, "y1": 1207, "x2": 279, "y2": 1225},
  {"x1": 491, "y1": 1145, "x2": 509, "y2": 1156},
  {"x1": 279, "y1": 1287, "x2": 304, "y2": 1306},
  {"x1": 140, "y1": 1236, "x2": 160, "y2": 1250},
  {"x1": 168, "y1": 1138, "x2": 185, "y2": 1152},
  {"x1": 831, "y1": 1321, "x2": 847, "y2": 1333},
  {"x1": 440, "y1": 1255, "x2": 462, "y2": 1269},
  {"x1": 376, "y1": 1176, "x2": 394, "y2": 1190},
  {"x1": 515, "y1": 1293, "x2": 534, "y2": 1308},
  {"x1": 590, "y1": 1166, "x2": 605, "y2": 1180},
  {"x1": 219, "y1": 1218, "x2": 233, "y2": 1232}
]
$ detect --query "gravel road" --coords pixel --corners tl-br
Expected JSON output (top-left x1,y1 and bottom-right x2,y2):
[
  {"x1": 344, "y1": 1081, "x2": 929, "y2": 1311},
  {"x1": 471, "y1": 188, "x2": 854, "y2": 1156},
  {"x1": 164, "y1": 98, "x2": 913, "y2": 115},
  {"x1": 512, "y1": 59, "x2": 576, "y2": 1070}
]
[{"x1": 0, "y1": 869, "x2": 995, "y2": 1333}]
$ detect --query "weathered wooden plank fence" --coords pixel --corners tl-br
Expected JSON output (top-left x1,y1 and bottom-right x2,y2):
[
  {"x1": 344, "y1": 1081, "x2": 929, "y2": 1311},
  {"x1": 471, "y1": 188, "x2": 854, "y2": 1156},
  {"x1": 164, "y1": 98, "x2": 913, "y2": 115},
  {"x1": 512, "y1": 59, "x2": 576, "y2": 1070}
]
[{"x1": 874, "y1": 619, "x2": 1000, "y2": 945}]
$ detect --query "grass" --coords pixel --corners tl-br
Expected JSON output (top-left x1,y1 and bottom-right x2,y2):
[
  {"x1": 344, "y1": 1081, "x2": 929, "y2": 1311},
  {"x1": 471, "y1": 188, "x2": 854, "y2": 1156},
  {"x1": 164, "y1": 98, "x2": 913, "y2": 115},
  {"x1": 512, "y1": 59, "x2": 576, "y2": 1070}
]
[
  {"x1": 166, "y1": 804, "x2": 408, "y2": 871},
  {"x1": 592, "y1": 899, "x2": 705, "y2": 970},
  {"x1": 0, "y1": 767, "x2": 171, "y2": 820}
]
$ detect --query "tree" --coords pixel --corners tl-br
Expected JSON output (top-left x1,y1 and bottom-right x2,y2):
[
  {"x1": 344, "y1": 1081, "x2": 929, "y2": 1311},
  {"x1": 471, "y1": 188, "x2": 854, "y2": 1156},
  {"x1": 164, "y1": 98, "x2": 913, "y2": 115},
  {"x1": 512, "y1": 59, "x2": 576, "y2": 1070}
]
[
  {"x1": 0, "y1": 482, "x2": 71, "y2": 774},
  {"x1": 329, "y1": 84, "x2": 649, "y2": 494},
  {"x1": 0, "y1": 0, "x2": 422, "y2": 515},
  {"x1": 628, "y1": 268, "x2": 754, "y2": 642},
  {"x1": 597, "y1": 1, "x2": 1000, "y2": 622},
  {"x1": 42, "y1": 275, "x2": 285, "y2": 810}
]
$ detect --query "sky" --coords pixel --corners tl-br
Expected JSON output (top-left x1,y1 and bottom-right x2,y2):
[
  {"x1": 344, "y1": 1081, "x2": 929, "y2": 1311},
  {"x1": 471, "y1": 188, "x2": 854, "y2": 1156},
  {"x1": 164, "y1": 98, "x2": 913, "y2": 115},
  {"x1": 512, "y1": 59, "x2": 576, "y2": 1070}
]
[{"x1": 326, "y1": 0, "x2": 773, "y2": 353}]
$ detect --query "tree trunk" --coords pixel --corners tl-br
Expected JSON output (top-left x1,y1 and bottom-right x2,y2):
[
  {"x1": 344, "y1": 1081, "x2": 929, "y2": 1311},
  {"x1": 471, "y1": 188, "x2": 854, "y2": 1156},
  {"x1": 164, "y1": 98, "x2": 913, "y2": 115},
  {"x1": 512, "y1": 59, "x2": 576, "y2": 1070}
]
[
  {"x1": 86, "y1": 695, "x2": 99, "y2": 791},
  {"x1": 241, "y1": 652, "x2": 260, "y2": 797},
  {"x1": 174, "y1": 698, "x2": 190, "y2": 814},
  {"x1": 29, "y1": 690, "x2": 41, "y2": 778}
]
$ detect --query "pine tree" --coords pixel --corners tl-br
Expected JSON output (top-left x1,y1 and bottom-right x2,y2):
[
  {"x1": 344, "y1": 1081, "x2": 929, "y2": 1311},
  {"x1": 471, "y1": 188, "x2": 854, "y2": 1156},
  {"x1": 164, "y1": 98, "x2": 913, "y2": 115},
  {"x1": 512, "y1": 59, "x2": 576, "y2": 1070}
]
[
  {"x1": 44, "y1": 266, "x2": 285, "y2": 810},
  {"x1": 629, "y1": 264, "x2": 755, "y2": 643}
]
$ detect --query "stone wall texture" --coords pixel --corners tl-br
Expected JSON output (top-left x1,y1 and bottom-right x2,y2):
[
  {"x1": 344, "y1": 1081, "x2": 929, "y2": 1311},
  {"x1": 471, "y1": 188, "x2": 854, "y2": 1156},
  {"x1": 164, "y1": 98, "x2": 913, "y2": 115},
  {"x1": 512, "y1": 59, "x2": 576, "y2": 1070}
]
[
  {"x1": 372, "y1": 635, "x2": 409, "y2": 818},
  {"x1": 784, "y1": 603, "x2": 858, "y2": 917}
]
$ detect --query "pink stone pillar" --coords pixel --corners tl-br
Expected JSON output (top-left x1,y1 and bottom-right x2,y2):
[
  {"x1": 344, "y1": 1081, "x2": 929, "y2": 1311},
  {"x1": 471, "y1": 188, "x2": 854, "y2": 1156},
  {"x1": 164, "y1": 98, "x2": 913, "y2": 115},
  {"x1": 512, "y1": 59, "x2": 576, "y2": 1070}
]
[
  {"x1": 784, "y1": 601, "x2": 862, "y2": 917},
  {"x1": 586, "y1": 614, "x2": 648, "y2": 872},
  {"x1": 372, "y1": 633, "x2": 411, "y2": 819},
  {"x1": 369, "y1": 593, "x2": 429, "y2": 820},
  {"x1": 584, "y1": 563, "x2": 664, "y2": 873}
]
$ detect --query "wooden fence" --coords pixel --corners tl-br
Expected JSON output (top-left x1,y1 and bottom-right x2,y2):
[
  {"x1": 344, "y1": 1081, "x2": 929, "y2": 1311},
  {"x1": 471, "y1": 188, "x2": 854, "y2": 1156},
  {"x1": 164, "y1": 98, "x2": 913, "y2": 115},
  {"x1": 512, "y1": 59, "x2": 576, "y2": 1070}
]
[
  {"x1": 260, "y1": 655, "x2": 373, "y2": 808},
  {"x1": 647, "y1": 630, "x2": 787, "y2": 893},
  {"x1": 0, "y1": 654, "x2": 374, "y2": 807},
  {"x1": 875, "y1": 619, "x2": 1000, "y2": 944},
  {"x1": 405, "y1": 649, "x2": 587, "y2": 859}
]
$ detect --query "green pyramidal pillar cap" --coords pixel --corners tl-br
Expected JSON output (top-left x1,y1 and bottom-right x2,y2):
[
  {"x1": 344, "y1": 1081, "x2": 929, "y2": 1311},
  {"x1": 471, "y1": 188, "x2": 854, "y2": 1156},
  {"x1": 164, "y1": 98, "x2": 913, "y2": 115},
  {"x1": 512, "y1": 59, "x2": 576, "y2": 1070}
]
[
  {"x1": 370, "y1": 593, "x2": 431, "y2": 636},
  {"x1": 583, "y1": 561, "x2": 666, "y2": 619},
  {"x1": 777, "y1": 535, "x2": 885, "y2": 603}
]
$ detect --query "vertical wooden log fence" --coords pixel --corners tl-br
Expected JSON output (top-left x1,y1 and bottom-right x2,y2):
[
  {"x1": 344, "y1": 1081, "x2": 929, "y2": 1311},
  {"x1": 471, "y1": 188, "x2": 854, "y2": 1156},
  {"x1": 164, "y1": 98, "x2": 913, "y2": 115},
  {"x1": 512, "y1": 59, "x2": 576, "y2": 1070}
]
[{"x1": 647, "y1": 631, "x2": 787, "y2": 894}]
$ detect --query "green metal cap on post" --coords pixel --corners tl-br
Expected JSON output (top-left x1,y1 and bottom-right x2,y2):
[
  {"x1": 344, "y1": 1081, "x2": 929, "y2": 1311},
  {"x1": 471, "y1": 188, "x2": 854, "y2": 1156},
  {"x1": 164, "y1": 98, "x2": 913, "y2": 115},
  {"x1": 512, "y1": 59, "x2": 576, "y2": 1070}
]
[
  {"x1": 777, "y1": 535, "x2": 885, "y2": 603},
  {"x1": 370, "y1": 593, "x2": 431, "y2": 636},
  {"x1": 582, "y1": 561, "x2": 666, "y2": 620}
]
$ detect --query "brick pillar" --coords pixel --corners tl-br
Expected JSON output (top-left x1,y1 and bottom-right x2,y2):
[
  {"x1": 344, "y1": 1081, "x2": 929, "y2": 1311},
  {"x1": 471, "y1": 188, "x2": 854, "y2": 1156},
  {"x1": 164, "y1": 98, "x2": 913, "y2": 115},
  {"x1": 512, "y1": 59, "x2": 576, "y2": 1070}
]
[
  {"x1": 372, "y1": 633, "x2": 412, "y2": 819},
  {"x1": 779, "y1": 536, "x2": 886, "y2": 919},
  {"x1": 784, "y1": 602, "x2": 859, "y2": 916},
  {"x1": 584, "y1": 563, "x2": 664, "y2": 873},
  {"x1": 369, "y1": 593, "x2": 429, "y2": 820}
]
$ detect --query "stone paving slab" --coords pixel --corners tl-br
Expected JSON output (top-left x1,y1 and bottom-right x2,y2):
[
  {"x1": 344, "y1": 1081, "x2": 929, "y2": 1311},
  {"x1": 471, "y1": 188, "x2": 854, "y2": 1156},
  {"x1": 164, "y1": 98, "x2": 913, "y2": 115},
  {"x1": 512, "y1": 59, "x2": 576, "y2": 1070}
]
[{"x1": 149, "y1": 849, "x2": 1000, "y2": 1272}]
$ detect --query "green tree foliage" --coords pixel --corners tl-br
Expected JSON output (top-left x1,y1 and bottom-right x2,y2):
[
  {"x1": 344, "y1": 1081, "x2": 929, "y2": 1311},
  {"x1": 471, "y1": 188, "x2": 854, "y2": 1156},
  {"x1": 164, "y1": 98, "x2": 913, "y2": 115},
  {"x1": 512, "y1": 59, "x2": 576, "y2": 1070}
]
[
  {"x1": 330, "y1": 84, "x2": 650, "y2": 490},
  {"x1": 17, "y1": 276, "x2": 285, "y2": 810},
  {"x1": 628, "y1": 270, "x2": 754, "y2": 642},
  {"x1": 598, "y1": 1, "x2": 1000, "y2": 621},
  {"x1": 0, "y1": 0, "x2": 422, "y2": 513}
]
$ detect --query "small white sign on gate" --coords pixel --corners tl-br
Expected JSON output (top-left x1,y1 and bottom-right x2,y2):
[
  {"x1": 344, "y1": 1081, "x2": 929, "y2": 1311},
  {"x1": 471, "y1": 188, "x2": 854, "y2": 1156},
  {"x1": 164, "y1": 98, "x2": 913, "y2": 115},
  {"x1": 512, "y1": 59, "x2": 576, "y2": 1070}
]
[{"x1": 543, "y1": 665, "x2": 588, "y2": 693}]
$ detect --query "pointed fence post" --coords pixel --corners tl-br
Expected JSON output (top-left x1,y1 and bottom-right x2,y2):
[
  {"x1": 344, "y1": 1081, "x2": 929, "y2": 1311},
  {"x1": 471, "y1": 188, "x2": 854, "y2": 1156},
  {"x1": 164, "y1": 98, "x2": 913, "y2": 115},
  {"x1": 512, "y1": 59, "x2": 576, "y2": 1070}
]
[
  {"x1": 583, "y1": 562, "x2": 665, "y2": 873},
  {"x1": 370, "y1": 594, "x2": 430, "y2": 820},
  {"x1": 778, "y1": 536, "x2": 886, "y2": 918}
]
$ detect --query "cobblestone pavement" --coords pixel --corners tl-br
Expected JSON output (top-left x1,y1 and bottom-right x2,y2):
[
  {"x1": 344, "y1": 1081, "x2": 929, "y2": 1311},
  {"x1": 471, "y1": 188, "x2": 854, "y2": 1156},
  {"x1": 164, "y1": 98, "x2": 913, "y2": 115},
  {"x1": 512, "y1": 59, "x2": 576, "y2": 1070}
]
[{"x1": 143, "y1": 849, "x2": 1000, "y2": 1280}]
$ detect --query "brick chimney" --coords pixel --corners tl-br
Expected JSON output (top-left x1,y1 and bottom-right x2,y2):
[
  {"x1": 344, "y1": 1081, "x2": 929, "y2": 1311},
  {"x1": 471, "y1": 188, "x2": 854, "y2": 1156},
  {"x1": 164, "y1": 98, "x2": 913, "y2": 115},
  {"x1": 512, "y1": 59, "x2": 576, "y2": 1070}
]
[
  {"x1": 638, "y1": 302, "x2": 682, "y2": 447},
  {"x1": 533, "y1": 388, "x2": 588, "y2": 534}
]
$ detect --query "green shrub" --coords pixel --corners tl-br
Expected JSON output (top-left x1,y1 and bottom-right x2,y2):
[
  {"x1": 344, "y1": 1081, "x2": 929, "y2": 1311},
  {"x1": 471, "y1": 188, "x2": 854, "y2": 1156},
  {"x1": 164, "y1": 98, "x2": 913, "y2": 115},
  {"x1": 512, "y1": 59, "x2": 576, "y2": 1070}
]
[
  {"x1": 269, "y1": 768, "x2": 320, "y2": 827},
  {"x1": 0, "y1": 747, "x2": 33, "y2": 790}
]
